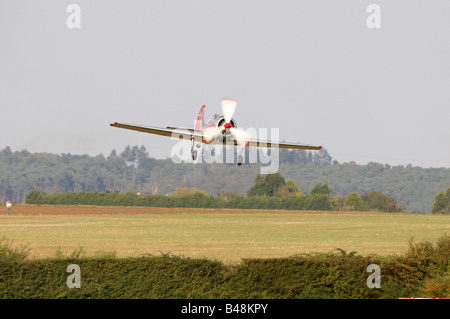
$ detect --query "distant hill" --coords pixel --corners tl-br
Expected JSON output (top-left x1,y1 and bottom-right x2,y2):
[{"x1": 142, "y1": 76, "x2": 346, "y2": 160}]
[{"x1": 1, "y1": 146, "x2": 449, "y2": 213}]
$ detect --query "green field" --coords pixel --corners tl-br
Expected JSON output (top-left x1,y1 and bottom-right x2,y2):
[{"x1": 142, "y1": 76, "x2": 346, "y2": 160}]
[{"x1": 0, "y1": 207, "x2": 448, "y2": 263}]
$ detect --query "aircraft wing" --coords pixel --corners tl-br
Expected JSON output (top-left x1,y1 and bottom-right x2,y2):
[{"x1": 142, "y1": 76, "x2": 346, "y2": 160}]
[
  {"x1": 110, "y1": 122, "x2": 321, "y2": 150},
  {"x1": 110, "y1": 122, "x2": 204, "y2": 142},
  {"x1": 208, "y1": 138, "x2": 321, "y2": 150},
  {"x1": 247, "y1": 139, "x2": 322, "y2": 150}
]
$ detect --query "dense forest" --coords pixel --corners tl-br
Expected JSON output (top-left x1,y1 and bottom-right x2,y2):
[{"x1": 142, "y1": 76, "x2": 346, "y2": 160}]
[{"x1": 1, "y1": 146, "x2": 449, "y2": 213}]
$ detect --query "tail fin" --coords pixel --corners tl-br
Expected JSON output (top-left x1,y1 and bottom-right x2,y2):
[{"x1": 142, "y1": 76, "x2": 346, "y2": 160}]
[{"x1": 195, "y1": 105, "x2": 206, "y2": 130}]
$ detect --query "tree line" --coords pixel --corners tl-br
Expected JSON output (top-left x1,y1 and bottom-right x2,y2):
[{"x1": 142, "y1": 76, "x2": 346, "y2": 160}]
[{"x1": 1, "y1": 146, "x2": 449, "y2": 213}]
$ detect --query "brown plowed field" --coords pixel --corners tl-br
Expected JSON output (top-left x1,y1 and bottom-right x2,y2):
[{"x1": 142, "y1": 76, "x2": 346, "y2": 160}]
[
  {"x1": 12, "y1": 204, "x2": 230, "y2": 215},
  {"x1": 9, "y1": 204, "x2": 382, "y2": 216}
]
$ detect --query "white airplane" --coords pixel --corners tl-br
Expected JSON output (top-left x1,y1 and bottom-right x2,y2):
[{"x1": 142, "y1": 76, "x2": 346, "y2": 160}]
[{"x1": 110, "y1": 98, "x2": 322, "y2": 165}]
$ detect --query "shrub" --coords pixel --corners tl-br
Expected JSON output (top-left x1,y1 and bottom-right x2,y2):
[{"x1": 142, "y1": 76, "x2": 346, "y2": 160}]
[{"x1": 0, "y1": 237, "x2": 31, "y2": 262}]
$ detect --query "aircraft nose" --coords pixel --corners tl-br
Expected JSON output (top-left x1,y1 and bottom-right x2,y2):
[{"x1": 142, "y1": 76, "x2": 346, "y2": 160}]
[{"x1": 224, "y1": 123, "x2": 231, "y2": 129}]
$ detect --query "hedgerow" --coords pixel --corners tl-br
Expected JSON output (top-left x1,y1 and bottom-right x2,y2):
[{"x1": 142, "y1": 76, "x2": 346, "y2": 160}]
[
  {"x1": 0, "y1": 235, "x2": 448, "y2": 299},
  {"x1": 25, "y1": 190, "x2": 323, "y2": 211}
]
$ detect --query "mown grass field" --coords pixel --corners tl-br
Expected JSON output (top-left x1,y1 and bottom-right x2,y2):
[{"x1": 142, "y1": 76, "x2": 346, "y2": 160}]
[{"x1": 0, "y1": 205, "x2": 448, "y2": 263}]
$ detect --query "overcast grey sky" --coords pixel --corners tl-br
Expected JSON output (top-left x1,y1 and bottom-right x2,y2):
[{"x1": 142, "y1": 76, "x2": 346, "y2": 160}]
[{"x1": 1, "y1": 1, "x2": 449, "y2": 168}]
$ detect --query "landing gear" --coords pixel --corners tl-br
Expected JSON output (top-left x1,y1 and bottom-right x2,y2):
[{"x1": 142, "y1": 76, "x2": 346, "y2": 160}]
[
  {"x1": 237, "y1": 155, "x2": 243, "y2": 166},
  {"x1": 191, "y1": 136, "x2": 198, "y2": 161}
]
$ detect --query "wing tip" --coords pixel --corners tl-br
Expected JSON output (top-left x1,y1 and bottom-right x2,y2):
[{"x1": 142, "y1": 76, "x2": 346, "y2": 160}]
[{"x1": 110, "y1": 122, "x2": 118, "y2": 126}]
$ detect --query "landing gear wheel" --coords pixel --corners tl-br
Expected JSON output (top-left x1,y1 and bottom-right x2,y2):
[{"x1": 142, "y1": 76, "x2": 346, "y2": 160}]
[
  {"x1": 237, "y1": 155, "x2": 243, "y2": 166},
  {"x1": 190, "y1": 135, "x2": 198, "y2": 161}
]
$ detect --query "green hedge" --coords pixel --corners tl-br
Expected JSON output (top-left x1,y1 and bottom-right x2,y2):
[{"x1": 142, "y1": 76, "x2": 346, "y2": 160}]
[
  {"x1": 25, "y1": 190, "x2": 332, "y2": 211},
  {"x1": 1, "y1": 236, "x2": 449, "y2": 299}
]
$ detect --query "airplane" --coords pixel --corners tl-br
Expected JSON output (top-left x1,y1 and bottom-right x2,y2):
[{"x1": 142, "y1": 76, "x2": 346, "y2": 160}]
[{"x1": 110, "y1": 98, "x2": 322, "y2": 165}]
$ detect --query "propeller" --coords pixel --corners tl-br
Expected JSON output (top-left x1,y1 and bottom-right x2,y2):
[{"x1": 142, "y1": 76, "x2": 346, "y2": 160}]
[
  {"x1": 202, "y1": 126, "x2": 221, "y2": 143},
  {"x1": 230, "y1": 127, "x2": 251, "y2": 147},
  {"x1": 202, "y1": 98, "x2": 251, "y2": 147},
  {"x1": 221, "y1": 98, "x2": 237, "y2": 123}
]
